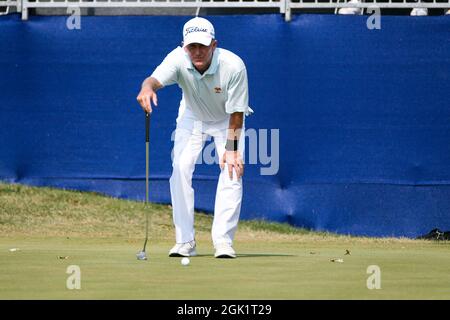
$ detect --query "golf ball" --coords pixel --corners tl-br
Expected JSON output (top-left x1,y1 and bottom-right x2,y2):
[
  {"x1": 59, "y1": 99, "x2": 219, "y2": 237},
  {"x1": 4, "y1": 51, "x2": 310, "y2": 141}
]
[{"x1": 181, "y1": 257, "x2": 190, "y2": 266}]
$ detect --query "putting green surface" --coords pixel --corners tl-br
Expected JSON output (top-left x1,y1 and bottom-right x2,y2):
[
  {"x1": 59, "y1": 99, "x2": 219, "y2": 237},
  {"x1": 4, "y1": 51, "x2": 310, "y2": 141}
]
[
  {"x1": 1, "y1": 237, "x2": 450, "y2": 299},
  {"x1": 1, "y1": 182, "x2": 450, "y2": 300}
]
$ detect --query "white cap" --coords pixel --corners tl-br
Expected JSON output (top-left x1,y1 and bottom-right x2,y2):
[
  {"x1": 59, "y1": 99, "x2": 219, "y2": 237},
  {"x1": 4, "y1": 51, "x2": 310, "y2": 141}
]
[{"x1": 182, "y1": 17, "x2": 215, "y2": 48}]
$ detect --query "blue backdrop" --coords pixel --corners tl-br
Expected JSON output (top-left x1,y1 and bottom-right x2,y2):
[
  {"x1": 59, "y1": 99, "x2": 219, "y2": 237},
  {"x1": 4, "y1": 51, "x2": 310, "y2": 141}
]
[{"x1": 1, "y1": 14, "x2": 449, "y2": 237}]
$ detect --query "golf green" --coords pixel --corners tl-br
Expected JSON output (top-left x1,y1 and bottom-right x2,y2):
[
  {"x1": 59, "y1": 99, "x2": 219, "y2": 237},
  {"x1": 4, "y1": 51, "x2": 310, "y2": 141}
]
[{"x1": 1, "y1": 237, "x2": 449, "y2": 299}]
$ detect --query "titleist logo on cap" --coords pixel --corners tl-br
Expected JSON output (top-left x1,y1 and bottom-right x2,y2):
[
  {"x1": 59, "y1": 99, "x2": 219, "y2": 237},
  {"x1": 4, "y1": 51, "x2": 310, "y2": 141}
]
[{"x1": 185, "y1": 26, "x2": 211, "y2": 36}]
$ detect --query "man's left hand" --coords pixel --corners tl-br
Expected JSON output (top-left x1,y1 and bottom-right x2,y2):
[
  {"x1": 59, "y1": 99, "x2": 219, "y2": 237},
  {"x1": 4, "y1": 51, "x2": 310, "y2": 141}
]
[{"x1": 220, "y1": 150, "x2": 244, "y2": 180}]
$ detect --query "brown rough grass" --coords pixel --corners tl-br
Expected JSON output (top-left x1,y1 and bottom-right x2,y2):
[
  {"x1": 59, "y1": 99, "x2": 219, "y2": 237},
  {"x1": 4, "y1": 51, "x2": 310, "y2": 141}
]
[{"x1": 0, "y1": 182, "x2": 429, "y2": 246}]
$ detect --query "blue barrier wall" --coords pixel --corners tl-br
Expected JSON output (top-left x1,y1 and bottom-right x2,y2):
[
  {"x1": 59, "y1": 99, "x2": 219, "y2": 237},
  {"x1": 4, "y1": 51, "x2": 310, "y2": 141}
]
[{"x1": 1, "y1": 14, "x2": 450, "y2": 237}]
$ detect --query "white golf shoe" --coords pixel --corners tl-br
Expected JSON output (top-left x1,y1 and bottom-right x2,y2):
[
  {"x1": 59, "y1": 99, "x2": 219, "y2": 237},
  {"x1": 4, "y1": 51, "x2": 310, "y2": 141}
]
[
  {"x1": 169, "y1": 240, "x2": 197, "y2": 257},
  {"x1": 214, "y1": 243, "x2": 236, "y2": 259}
]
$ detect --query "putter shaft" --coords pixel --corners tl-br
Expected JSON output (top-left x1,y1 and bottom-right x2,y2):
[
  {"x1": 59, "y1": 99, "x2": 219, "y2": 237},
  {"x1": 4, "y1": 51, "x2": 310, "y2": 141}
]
[{"x1": 143, "y1": 112, "x2": 150, "y2": 252}]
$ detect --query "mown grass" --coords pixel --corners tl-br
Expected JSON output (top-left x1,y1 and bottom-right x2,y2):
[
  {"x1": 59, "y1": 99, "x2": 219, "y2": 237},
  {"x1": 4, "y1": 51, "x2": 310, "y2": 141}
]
[{"x1": 1, "y1": 182, "x2": 450, "y2": 299}]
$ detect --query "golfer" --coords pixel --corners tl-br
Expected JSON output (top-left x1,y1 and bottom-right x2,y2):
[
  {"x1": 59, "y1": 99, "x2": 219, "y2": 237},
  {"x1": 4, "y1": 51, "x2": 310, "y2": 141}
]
[{"x1": 136, "y1": 17, "x2": 252, "y2": 258}]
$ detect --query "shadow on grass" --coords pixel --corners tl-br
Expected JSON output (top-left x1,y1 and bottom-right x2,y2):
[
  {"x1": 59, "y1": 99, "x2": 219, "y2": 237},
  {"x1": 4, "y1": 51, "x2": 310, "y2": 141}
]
[
  {"x1": 193, "y1": 253, "x2": 296, "y2": 258},
  {"x1": 237, "y1": 253, "x2": 296, "y2": 258}
]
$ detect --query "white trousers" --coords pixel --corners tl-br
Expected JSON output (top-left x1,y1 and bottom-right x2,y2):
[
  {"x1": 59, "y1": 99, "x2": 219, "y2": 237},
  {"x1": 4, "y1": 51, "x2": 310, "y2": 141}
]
[{"x1": 169, "y1": 108, "x2": 245, "y2": 247}]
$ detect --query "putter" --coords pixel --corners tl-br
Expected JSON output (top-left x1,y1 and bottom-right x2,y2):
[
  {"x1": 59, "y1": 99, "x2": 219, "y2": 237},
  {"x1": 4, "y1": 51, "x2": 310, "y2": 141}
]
[{"x1": 137, "y1": 112, "x2": 150, "y2": 261}]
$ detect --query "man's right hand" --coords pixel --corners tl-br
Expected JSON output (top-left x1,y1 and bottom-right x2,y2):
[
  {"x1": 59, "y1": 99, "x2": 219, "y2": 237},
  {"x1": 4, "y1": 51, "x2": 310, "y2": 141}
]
[
  {"x1": 137, "y1": 77, "x2": 163, "y2": 113},
  {"x1": 137, "y1": 87, "x2": 158, "y2": 114}
]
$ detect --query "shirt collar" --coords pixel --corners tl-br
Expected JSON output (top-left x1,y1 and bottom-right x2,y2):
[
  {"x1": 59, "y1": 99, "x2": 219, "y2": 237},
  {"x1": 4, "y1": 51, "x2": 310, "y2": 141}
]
[{"x1": 204, "y1": 50, "x2": 219, "y2": 75}]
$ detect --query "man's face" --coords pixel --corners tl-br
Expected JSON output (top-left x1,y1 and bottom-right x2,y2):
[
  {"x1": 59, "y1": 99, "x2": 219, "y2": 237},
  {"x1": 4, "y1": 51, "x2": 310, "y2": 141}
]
[{"x1": 184, "y1": 40, "x2": 217, "y2": 74}]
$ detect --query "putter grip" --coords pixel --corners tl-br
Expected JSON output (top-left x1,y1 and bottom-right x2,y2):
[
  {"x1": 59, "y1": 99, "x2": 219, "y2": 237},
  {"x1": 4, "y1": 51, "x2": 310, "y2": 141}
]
[{"x1": 145, "y1": 112, "x2": 150, "y2": 143}]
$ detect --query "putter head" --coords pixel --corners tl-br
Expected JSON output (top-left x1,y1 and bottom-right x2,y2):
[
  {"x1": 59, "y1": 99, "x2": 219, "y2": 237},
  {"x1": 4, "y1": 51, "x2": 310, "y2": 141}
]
[{"x1": 136, "y1": 251, "x2": 147, "y2": 260}]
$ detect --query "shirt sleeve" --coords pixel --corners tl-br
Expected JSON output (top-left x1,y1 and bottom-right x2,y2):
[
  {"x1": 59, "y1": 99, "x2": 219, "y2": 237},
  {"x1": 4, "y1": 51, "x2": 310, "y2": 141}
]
[
  {"x1": 150, "y1": 48, "x2": 180, "y2": 87},
  {"x1": 225, "y1": 68, "x2": 253, "y2": 116}
]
